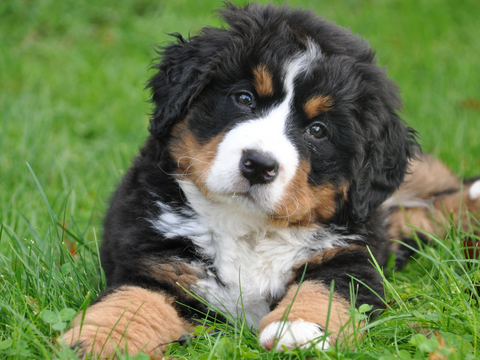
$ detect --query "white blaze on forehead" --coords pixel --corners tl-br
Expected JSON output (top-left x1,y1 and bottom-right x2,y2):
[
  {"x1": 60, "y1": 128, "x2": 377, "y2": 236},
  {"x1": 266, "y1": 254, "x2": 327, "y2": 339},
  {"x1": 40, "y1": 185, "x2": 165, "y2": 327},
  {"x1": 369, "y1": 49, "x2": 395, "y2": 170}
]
[{"x1": 205, "y1": 41, "x2": 322, "y2": 212}]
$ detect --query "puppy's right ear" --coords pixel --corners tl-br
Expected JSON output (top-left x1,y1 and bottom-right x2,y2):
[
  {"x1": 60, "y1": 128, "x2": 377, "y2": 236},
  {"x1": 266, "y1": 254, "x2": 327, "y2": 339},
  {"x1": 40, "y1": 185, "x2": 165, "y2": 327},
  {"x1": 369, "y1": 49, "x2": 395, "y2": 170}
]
[{"x1": 147, "y1": 33, "x2": 215, "y2": 139}]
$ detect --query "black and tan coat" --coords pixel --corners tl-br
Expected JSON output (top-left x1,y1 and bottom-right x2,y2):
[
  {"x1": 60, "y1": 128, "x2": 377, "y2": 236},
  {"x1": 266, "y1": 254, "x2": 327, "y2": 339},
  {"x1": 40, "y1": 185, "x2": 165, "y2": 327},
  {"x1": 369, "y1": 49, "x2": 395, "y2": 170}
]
[{"x1": 63, "y1": 3, "x2": 480, "y2": 357}]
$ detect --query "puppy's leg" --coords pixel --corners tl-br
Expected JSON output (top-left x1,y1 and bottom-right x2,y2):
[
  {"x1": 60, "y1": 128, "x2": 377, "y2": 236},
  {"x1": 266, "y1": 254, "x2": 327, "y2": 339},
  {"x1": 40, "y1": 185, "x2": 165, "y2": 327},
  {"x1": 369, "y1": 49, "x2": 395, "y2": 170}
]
[
  {"x1": 389, "y1": 178, "x2": 480, "y2": 240},
  {"x1": 259, "y1": 245, "x2": 383, "y2": 351},
  {"x1": 62, "y1": 285, "x2": 190, "y2": 358},
  {"x1": 387, "y1": 155, "x2": 480, "y2": 266},
  {"x1": 259, "y1": 281, "x2": 350, "y2": 351}
]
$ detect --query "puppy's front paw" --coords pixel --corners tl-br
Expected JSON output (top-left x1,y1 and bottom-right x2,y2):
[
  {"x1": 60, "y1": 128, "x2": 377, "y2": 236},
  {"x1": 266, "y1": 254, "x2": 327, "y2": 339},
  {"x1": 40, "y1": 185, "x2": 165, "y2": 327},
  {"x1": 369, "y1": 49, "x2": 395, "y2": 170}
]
[
  {"x1": 60, "y1": 286, "x2": 190, "y2": 358},
  {"x1": 63, "y1": 324, "x2": 156, "y2": 359},
  {"x1": 259, "y1": 320, "x2": 330, "y2": 351}
]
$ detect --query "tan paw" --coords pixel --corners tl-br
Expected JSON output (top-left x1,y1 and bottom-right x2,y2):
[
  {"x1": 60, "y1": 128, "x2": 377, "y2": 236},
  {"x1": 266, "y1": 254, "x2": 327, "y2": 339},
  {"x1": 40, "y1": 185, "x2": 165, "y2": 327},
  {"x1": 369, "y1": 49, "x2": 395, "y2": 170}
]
[{"x1": 60, "y1": 286, "x2": 190, "y2": 358}]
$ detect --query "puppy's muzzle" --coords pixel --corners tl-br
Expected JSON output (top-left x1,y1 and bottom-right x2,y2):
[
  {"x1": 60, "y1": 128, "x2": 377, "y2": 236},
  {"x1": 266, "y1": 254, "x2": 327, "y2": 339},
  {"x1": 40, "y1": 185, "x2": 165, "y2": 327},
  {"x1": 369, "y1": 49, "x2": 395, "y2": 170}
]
[{"x1": 240, "y1": 149, "x2": 279, "y2": 186}]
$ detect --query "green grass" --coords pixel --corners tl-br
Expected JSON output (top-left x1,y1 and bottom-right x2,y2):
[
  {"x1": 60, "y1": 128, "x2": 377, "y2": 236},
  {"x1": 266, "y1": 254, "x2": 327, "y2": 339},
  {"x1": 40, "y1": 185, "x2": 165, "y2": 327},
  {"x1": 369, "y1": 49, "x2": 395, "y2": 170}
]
[{"x1": 1, "y1": 0, "x2": 479, "y2": 358}]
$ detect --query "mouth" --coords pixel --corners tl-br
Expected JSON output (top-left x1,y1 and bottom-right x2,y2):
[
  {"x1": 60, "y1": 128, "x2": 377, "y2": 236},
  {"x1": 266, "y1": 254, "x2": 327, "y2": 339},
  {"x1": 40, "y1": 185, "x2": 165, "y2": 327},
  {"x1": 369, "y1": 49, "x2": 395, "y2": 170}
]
[
  {"x1": 231, "y1": 191, "x2": 253, "y2": 199},
  {"x1": 218, "y1": 188, "x2": 270, "y2": 212},
  {"x1": 225, "y1": 187, "x2": 278, "y2": 215}
]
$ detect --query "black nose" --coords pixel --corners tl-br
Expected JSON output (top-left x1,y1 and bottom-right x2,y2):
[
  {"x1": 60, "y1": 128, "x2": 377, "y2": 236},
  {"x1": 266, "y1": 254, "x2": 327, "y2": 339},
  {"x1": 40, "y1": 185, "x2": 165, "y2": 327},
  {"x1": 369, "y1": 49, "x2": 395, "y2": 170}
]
[{"x1": 240, "y1": 149, "x2": 279, "y2": 186}]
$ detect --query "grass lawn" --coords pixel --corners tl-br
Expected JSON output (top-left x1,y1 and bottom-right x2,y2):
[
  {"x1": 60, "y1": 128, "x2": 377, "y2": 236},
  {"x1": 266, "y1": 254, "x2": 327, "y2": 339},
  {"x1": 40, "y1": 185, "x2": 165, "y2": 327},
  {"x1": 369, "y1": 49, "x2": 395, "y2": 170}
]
[{"x1": 1, "y1": 0, "x2": 479, "y2": 358}]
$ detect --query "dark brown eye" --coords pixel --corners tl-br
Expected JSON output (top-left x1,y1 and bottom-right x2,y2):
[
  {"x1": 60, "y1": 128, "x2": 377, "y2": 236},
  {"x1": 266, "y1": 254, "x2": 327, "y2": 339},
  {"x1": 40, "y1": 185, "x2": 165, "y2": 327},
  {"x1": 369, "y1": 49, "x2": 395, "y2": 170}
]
[
  {"x1": 308, "y1": 123, "x2": 326, "y2": 139},
  {"x1": 235, "y1": 92, "x2": 254, "y2": 107}
]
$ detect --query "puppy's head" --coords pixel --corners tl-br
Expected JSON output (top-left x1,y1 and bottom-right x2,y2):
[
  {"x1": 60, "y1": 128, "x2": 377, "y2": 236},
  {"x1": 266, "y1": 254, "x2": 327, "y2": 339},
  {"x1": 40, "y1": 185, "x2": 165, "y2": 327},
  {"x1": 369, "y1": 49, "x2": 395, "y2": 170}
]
[{"x1": 148, "y1": 3, "x2": 418, "y2": 226}]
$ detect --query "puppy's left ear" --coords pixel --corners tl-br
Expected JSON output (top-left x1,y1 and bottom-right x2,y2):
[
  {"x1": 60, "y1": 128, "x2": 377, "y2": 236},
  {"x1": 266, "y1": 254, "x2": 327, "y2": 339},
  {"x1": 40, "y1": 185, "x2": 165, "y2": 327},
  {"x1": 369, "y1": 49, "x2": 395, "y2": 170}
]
[
  {"x1": 147, "y1": 34, "x2": 216, "y2": 139},
  {"x1": 348, "y1": 79, "x2": 419, "y2": 224}
]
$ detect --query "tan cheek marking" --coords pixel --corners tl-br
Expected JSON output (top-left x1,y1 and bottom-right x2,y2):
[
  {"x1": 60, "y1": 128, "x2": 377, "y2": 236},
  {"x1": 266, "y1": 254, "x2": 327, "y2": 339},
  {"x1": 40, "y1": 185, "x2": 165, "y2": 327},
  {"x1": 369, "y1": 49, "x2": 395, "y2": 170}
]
[
  {"x1": 270, "y1": 160, "x2": 337, "y2": 227},
  {"x1": 253, "y1": 64, "x2": 274, "y2": 97},
  {"x1": 62, "y1": 286, "x2": 191, "y2": 357},
  {"x1": 339, "y1": 181, "x2": 349, "y2": 201},
  {"x1": 259, "y1": 281, "x2": 352, "y2": 344},
  {"x1": 304, "y1": 95, "x2": 333, "y2": 119},
  {"x1": 311, "y1": 184, "x2": 337, "y2": 220},
  {"x1": 169, "y1": 122, "x2": 224, "y2": 198}
]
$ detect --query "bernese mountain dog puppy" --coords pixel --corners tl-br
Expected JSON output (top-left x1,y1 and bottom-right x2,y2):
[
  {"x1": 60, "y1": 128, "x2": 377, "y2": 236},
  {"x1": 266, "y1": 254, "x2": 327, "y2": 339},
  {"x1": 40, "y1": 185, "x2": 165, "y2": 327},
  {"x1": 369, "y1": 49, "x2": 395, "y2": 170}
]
[{"x1": 63, "y1": 2, "x2": 480, "y2": 357}]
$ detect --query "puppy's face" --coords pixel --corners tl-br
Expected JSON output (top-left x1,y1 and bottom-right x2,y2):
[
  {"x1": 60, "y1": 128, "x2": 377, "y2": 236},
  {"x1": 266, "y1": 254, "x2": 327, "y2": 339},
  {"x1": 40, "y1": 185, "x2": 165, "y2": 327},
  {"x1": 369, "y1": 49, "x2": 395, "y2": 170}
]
[
  {"x1": 150, "y1": 4, "x2": 417, "y2": 226},
  {"x1": 169, "y1": 43, "x2": 353, "y2": 227}
]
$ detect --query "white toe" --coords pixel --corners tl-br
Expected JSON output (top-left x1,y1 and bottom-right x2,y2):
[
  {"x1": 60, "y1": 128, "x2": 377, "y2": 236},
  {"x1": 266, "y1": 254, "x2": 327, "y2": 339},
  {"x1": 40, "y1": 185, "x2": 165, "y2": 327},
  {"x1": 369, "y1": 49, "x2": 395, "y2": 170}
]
[
  {"x1": 469, "y1": 180, "x2": 480, "y2": 201},
  {"x1": 259, "y1": 320, "x2": 330, "y2": 351}
]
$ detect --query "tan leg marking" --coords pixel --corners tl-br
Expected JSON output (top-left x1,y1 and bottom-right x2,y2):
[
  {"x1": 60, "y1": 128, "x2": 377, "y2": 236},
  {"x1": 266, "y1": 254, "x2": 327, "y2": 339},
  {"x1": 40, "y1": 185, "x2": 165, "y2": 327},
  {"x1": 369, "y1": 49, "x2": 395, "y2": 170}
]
[
  {"x1": 398, "y1": 154, "x2": 460, "y2": 199},
  {"x1": 290, "y1": 245, "x2": 366, "y2": 276},
  {"x1": 388, "y1": 154, "x2": 480, "y2": 240},
  {"x1": 388, "y1": 207, "x2": 437, "y2": 241},
  {"x1": 62, "y1": 286, "x2": 190, "y2": 357},
  {"x1": 431, "y1": 184, "x2": 480, "y2": 234},
  {"x1": 259, "y1": 281, "x2": 351, "y2": 344},
  {"x1": 388, "y1": 182, "x2": 480, "y2": 241},
  {"x1": 143, "y1": 259, "x2": 203, "y2": 290}
]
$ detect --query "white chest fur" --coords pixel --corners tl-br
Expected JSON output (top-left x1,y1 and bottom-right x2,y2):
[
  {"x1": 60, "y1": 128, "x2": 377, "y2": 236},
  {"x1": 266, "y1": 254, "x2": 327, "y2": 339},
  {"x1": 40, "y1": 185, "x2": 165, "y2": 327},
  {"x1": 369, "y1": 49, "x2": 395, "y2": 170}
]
[
  {"x1": 193, "y1": 221, "x2": 315, "y2": 328},
  {"x1": 150, "y1": 180, "x2": 351, "y2": 328}
]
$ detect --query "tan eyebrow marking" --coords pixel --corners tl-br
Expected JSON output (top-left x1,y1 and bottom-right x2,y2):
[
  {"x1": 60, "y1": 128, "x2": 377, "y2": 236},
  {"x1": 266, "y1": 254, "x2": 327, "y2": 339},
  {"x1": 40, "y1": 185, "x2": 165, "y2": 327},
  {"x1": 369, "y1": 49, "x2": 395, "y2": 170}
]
[
  {"x1": 253, "y1": 64, "x2": 274, "y2": 97},
  {"x1": 304, "y1": 95, "x2": 333, "y2": 119}
]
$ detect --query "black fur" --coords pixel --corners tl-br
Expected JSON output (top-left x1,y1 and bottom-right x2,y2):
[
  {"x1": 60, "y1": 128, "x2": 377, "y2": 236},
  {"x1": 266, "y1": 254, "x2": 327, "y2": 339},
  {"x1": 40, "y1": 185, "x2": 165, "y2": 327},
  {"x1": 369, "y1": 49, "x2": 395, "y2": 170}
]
[{"x1": 101, "y1": 1, "x2": 417, "y2": 330}]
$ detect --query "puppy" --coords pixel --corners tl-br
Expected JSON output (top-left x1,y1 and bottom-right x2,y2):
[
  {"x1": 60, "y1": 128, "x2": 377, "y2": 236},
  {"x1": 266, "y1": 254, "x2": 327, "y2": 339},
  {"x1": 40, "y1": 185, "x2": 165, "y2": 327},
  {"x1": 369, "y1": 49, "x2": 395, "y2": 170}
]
[{"x1": 63, "y1": 3, "x2": 480, "y2": 357}]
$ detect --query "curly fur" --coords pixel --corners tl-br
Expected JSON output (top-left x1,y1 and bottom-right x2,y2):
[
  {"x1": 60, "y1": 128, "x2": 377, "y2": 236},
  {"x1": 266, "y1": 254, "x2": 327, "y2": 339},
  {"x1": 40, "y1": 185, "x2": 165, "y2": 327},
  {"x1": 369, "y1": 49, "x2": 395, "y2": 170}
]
[{"x1": 61, "y1": 3, "x2": 480, "y2": 357}]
